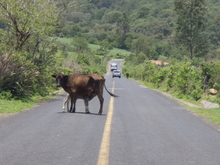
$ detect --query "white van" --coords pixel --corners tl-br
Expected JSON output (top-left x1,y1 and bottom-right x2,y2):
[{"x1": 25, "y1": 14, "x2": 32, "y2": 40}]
[{"x1": 110, "y1": 63, "x2": 117, "y2": 71}]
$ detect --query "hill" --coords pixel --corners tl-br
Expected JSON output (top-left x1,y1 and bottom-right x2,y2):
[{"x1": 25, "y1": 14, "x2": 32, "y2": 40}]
[{"x1": 56, "y1": 0, "x2": 220, "y2": 61}]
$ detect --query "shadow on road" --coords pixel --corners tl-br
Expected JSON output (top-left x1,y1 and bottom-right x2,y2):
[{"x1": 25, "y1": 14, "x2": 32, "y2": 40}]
[{"x1": 56, "y1": 111, "x2": 106, "y2": 116}]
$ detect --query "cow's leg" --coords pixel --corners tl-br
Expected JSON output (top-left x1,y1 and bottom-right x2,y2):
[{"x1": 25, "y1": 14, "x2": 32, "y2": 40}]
[
  {"x1": 70, "y1": 93, "x2": 76, "y2": 113},
  {"x1": 97, "y1": 95, "x2": 104, "y2": 115},
  {"x1": 84, "y1": 98, "x2": 90, "y2": 114},
  {"x1": 62, "y1": 94, "x2": 70, "y2": 112}
]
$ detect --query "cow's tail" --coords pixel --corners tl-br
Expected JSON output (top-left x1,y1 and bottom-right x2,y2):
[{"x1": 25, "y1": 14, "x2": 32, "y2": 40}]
[{"x1": 104, "y1": 84, "x2": 118, "y2": 97}]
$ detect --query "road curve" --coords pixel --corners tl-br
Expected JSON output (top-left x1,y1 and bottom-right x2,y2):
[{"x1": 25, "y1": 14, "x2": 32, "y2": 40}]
[{"x1": 0, "y1": 59, "x2": 220, "y2": 165}]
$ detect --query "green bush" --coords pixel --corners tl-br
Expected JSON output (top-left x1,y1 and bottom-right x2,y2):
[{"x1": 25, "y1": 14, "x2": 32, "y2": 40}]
[
  {"x1": 165, "y1": 65, "x2": 177, "y2": 90},
  {"x1": 123, "y1": 60, "x2": 204, "y2": 101},
  {"x1": 171, "y1": 62, "x2": 203, "y2": 100},
  {"x1": 0, "y1": 53, "x2": 38, "y2": 99},
  {"x1": 152, "y1": 68, "x2": 169, "y2": 88},
  {"x1": 0, "y1": 90, "x2": 12, "y2": 100}
]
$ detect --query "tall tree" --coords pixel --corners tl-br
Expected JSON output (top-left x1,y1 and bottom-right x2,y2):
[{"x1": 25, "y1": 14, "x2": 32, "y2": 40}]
[
  {"x1": 131, "y1": 37, "x2": 150, "y2": 57},
  {"x1": 72, "y1": 37, "x2": 90, "y2": 53},
  {"x1": 0, "y1": 0, "x2": 60, "y2": 98},
  {"x1": 174, "y1": 0, "x2": 208, "y2": 59},
  {"x1": 0, "y1": 0, "x2": 58, "y2": 52},
  {"x1": 116, "y1": 12, "x2": 130, "y2": 49}
]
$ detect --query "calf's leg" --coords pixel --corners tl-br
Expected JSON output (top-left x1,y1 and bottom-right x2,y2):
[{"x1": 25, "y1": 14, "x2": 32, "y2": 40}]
[
  {"x1": 84, "y1": 98, "x2": 90, "y2": 114},
  {"x1": 62, "y1": 94, "x2": 70, "y2": 112}
]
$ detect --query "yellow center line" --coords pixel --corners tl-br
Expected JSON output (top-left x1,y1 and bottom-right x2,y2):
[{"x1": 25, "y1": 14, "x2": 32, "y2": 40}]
[{"x1": 97, "y1": 81, "x2": 115, "y2": 165}]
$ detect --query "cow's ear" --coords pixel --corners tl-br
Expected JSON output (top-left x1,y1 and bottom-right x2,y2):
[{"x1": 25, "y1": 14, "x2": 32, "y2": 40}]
[{"x1": 52, "y1": 74, "x2": 56, "y2": 78}]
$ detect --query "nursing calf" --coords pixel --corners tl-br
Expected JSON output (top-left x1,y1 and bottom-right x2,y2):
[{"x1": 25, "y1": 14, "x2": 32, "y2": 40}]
[{"x1": 52, "y1": 73, "x2": 117, "y2": 115}]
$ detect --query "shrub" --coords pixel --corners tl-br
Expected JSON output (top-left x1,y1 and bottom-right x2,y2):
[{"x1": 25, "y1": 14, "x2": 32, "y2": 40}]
[
  {"x1": 123, "y1": 60, "x2": 204, "y2": 101},
  {"x1": 168, "y1": 62, "x2": 203, "y2": 100},
  {"x1": 0, "y1": 53, "x2": 38, "y2": 99},
  {"x1": 0, "y1": 90, "x2": 13, "y2": 100},
  {"x1": 152, "y1": 68, "x2": 169, "y2": 88}
]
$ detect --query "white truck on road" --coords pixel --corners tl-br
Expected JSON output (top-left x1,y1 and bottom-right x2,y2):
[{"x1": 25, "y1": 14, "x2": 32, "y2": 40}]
[{"x1": 110, "y1": 63, "x2": 117, "y2": 71}]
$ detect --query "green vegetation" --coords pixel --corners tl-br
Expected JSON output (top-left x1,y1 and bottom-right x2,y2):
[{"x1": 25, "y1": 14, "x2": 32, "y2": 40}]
[
  {"x1": 188, "y1": 107, "x2": 220, "y2": 126},
  {"x1": 53, "y1": 0, "x2": 220, "y2": 61},
  {"x1": 56, "y1": 37, "x2": 130, "y2": 57},
  {"x1": 123, "y1": 59, "x2": 220, "y2": 102},
  {"x1": 0, "y1": 91, "x2": 60, "y2": 114},
  {"x1": 175, "y1": 0, "x2": 208, "y2": 60},
  {"x1": 0, "y1": 0, "x2": 61, "y2": 100},
  {"x1": 0, "y1": 99, "x2": 36, "y2": 114}
]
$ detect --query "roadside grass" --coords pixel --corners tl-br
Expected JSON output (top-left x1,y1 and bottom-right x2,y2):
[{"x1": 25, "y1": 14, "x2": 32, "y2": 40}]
[
  {"x1": 186, "y1": 106, "x2": 220, "y2": 127},
  {"x1": 0, "y1": 99, "x2": 36, "y2": 114},
  {"x1": 0, "y1": 91, "x2": 61, "y2": 115},
  {"x1": 201, "y1": 94, "x2": 220, "y2": 105}
]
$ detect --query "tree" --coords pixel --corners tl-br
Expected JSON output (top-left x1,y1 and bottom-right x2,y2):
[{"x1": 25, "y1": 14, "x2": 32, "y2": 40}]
[
  {"x1": 99, "y1": 40, "x2": 113, "y2": 53},
  {"x1": 207, "y1": 14, "x2": 220, "y2": 46},
  {"x1": 0, "y1": 0, "x2": 58, "y2": 52},
  {"x1": 137, "y1": 6, "x2": 150, "y2": 18},
  {"x1": 0, "y1": 0, "x2": 60, "y2": 98},
  {"x1": 103, "y1": 11, "x2": 122, "y2": 23},
  {"x1": 72, "y1": 37, "x2": 90, "y2": 52},
  {"x1": 131, "y1": 37, "x2": 151, "y2": 58},
  {"x1": 174, "y1": 0, "x2": 208, "y2": 59},
  {"x1": 116, "y1": 13, "x2": 130, "y2": 49}
]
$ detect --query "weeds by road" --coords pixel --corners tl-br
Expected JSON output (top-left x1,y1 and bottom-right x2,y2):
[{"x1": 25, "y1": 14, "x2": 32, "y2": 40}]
[{"x1": 0, "y1": 90, "x2": 62, "y2": 116}]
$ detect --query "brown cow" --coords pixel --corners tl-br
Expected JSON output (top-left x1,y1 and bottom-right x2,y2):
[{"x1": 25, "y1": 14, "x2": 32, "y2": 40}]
[{"x1": 52, "y1": 73, "x2": 117, "y2": 115}]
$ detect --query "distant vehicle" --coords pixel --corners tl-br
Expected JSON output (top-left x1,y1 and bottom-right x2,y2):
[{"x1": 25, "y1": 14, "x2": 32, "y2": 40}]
[
  {"x1": 112, "y1": 70, "x2": 121, "y2": 78},
  {"x1": 111, "y1": 66, "x2": 117, "y2": 71},
  {"x1": 110, "y1": 63, "x2": 117, "y2": 67},
  {"x1": 110, "y1": 63, "x2": 117, "y2": 71}
]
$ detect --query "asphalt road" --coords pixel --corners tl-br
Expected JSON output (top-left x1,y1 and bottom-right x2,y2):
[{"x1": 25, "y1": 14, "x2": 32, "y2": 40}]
[{"x1": 0, "y1": 59, "x2": 220, "y2": 165}]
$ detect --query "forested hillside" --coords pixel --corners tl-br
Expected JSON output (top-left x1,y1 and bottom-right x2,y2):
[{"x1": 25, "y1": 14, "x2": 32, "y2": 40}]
[{"x1": 57, "y1": 0, "x2": 220, "y2": 61}]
